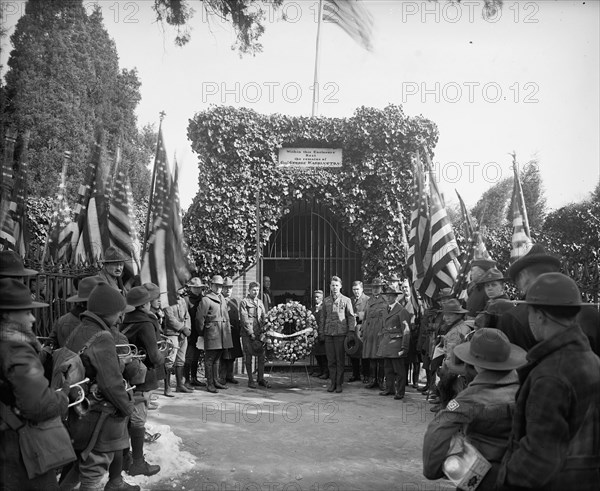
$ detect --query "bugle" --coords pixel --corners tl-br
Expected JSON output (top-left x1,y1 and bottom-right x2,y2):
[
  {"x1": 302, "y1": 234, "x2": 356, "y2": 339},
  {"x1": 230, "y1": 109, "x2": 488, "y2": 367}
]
[
  {"x1": 116, "y1": 343, "x2": 146, "y2": 361},
  {"x1": 57, "y1": 378, "x2": 91, "y2": 416}
]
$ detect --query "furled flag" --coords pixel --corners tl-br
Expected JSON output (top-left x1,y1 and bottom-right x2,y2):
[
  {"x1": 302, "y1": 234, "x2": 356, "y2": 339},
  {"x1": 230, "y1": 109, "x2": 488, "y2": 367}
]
[
  {"x1": 108, "y1": 153, "x2": 141, "y2": 287},
  {"x1": 421, "y1": 150, "x2": 460, "y2": 299},
  {"x1": 0, "y1": 128, "x2": 17, "y2": 229},
  {"x1": 322, "y1": 0, "x2": 374, "y2": 51},
  {"x1": 144, "y1": 127, "x2": 172, "y2": 245},
  {"x1": 141, "y1": 137, "x2": 190, "y2": 307},
  {"x1": 0, "y1": 131, "x2": 30, "y2": 256},
  {"x1": 74, "y1": 130, "x2": 110, "y2": 264},
  {"x1": 45, "y1": 151, "x2": 76, "y2": 263},
  {"x1": 406, "y1": 150, "x2": 431, "y2": 295},
  {"x1": 510, "y1": 159, "x2": 532, "y2": 262}
]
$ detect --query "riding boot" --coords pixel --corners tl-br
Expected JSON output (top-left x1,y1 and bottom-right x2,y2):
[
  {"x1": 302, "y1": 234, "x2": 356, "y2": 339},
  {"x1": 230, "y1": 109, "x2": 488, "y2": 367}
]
[
  {"x1": 246, "y1": 362, "x2": 256, "y2": 388},
  {"x1": 213, "y1": 358, "x2": 228, "y2": 389},
  {"x1": 175, "y1": 366, "x2": 192, "y2": 393},
  {"x1": 163, "y1": 369, "x2": 174, "y2": 397},
  {"x1": 183, "y1": 363, "x2": 194, "y2": 390},
  {"x1": 205, "y1": 363, "x2": 217, "y2": 393}
]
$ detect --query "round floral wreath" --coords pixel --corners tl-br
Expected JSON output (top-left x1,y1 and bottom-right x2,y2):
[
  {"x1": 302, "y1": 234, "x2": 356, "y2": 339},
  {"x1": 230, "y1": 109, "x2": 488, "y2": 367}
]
[{"x1": 260, "y1": 301, "x2": 318, "y2": 363}]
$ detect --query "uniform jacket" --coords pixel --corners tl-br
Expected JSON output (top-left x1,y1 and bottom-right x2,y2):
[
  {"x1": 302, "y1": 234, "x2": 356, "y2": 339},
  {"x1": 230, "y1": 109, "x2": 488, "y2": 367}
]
[
  {"x1": 122, "y1": 308, "x2": 165, "y2": 392},
  {"x1": 311, "y1": 302, "x2": 326, "y2": 356},
  {"x1": 497, "y1": 325, "x2": 600, "y2": 490},
  {"x1": 239, "y1": 295, "x2": 266, "y2": 339},
  {"x1": 352, "y1": 293, "x2": 370, "y2": 340},
  {"x1": 163, "y1": 296, "x2": 191, "y2": 337},
  {"x1": 96, "y1": 270, "x2": 128, "y2": 296},
  {"x1": 65, "y1": 311, "x2": 132, "y2": 452},
  {"x1": 0, "y1": 321, "x2": 70, "y2": 484},
  {"x1": 423, "y1": 369, "x2": 520, "y2": 489},
  {"x1": 497, "y1": 303, "x2": 538, "y2": 351},
  {"x1": 197, "y1": 291, "x2": 233, "y2": 350},
  {"x1": 466, "y1": 282, "x2": 488, "y2": 317},
  {"x1": 320, "y1": 293, "x2": 356, "y2": 337},
  {"x1": 50, "y1": 305, "x2": 85, "y2": 348},
  {"x1": 375, "y1": 303, "x2": 411, "y2": 358},
  {"x1": 226, "y1": 296, "x2": 244, "y2": 358},
  {"x1": 362, "y1": 294, "x2": 388, "y2": 358}
]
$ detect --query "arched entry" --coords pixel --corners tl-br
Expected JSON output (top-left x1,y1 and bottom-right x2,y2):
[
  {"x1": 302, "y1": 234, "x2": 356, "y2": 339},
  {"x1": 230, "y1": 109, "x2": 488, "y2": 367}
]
[{"x1": 263, "y1": 200, "x2": 362, "y2": 307}]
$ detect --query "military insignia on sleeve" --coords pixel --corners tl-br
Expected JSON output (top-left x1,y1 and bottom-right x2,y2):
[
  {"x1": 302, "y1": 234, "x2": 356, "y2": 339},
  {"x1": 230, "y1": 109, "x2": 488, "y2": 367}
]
[{"x1": 446, "y1": 399, "x2": 459, "y2": 411}]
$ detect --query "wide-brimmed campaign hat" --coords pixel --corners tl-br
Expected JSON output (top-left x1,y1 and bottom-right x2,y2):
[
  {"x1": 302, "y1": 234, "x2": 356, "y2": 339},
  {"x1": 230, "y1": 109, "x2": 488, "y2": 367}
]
[
  {"x1": 382, "y1": 285, "x2": 402, "y2": 295},
  {"x1": 142, "y1": 282, "x2": 162, "y2": 301},
  {"x1": 127, "y1": 286, "x2": 154, "y2": 307},
  {"x1": 454, "y1": 328, "x2": 527, "y2": 371},
  {"x1": 187, "y1": 277, "x2": 206, "y2": 288},
  {"x1": 223, "y1": 277, "x2": 234, "y2": 287},
  {"x1": 476, "y1": 268, "x2": 508, "y2": 285},
  {"x1": 371, "y1": 278, "x2": 385, "y2": 286},
  {"x1": 0, "y1": 251, "x2": 38, "y2": 277},
  {"x1": 518, "y1": 272, "x2": 593, "y2": 307},
  {"x1": 441, "y1": 299, "x2": 469, "y2": 314},
  {"x1": 102, "y1": 246, "x2": 128, "y2": 263},
  {"x1": 67, "y1": 276, "x2": 106, "y2": 303},
  {"x1": 344, "y1": 335, "x2": 363, "y2": 358},
  {"x1": 210, "y1": 275, "x2": 224, "y2": 285},
  {"x1": 0, "y1": 278, "x2": 48, "y2": 309},
  {"x1": 507, "y1": 244, "x2": 561, "y2": 281}
]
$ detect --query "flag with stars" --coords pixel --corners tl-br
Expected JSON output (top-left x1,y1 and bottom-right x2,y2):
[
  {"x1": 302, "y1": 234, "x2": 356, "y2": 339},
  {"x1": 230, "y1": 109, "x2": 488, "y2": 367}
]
[
  {"x1": 510, "y1": 163, "x2": 533, "y2": 263},
  {"x1": 108, "y1": 155, "x2": 141, "y2": 286},
  {"x1": 145, "y1": 127, "x2": 172, "y2": 244}
]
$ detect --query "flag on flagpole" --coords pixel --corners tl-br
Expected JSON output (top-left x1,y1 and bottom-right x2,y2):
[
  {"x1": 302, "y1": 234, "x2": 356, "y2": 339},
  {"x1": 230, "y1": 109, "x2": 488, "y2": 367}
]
[
  {"x1": 421, "y1": 150, "x2": 460, "y2": 299},
  {"x1": 322, "y1": 0, "x2": 374, "y2": 51},
  {"x1": 0, "y1": 131, "x2": 30, "y2": 257},
  {"x1": 0, "y1": 128, "x2": 18, "y2": 229},
  {"x1": 397, "y1": 202, "x2": 409, "y2": 259},
  {"x1": 406, "y1": 151, "x2": 431, "y2": 295},
  {"x1": 510, "y1": 159, "x2": 532, "y2": 262},
  {"x1": 74, "y1": 130, "x2": 110, "y2": 264},
  {"x1": 108, "y1": 157, "x2": 141, "y2": 286},
  {"x1": 141, "y1": 134, "x2": 190, "y2": 307},
  {"x1": 145, "y1": 126, "x2": 172, "y2": 244}
]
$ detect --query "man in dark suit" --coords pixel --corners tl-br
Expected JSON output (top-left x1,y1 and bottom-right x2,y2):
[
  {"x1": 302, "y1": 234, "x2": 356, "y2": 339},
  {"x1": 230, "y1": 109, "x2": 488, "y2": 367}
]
[{"x1": 349, "y1": 280, "x2": 369, "y2": 382}]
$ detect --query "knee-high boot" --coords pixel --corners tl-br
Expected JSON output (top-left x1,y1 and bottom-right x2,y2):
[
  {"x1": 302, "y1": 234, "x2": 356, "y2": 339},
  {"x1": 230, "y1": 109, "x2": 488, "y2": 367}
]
[
  {"x1": 175, "y1": 366, "x2": 192, "y2": 393},
  {"x1": 205, "y1": 363, "x2": 217, "y2": 393},
  {"x1": 246, "y1": 361, "x2": 256, "y2": 388},
  {"x1": 213, "y1": 358, "x2": 228, "y2": 389}
]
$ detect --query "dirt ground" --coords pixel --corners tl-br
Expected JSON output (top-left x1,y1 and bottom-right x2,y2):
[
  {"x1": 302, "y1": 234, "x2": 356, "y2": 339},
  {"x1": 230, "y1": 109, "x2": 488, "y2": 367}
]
[{"x1": 144, "y1": 367, "x2": 454, "y2": 491}]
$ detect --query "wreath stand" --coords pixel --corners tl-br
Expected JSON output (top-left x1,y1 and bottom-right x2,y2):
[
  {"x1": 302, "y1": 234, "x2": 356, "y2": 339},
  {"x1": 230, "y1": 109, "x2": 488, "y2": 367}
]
[{"x1": 266, "y1": 359, "x2": 312, "y2": 390}]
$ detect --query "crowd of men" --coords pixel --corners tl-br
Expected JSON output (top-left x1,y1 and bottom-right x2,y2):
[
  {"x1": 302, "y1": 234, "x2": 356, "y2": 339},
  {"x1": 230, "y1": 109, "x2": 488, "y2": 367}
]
[{"x1": 1, "y1": 242, "x2": 599, "y2": 490}]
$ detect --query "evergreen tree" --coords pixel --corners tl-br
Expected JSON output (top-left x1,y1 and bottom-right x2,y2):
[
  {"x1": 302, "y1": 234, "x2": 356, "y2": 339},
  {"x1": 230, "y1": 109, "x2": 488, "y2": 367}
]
[{"x1": 2, "y1": 0, "x2": 152, "y2": 203}]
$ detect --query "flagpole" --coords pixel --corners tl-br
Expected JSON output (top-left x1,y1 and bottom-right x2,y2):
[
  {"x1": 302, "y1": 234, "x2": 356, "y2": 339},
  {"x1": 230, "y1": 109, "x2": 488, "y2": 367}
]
[
  {"x1": 311, "y1": 0, "x2": 324, "y2": 117},
  {"x1": 42, "y1": 150, "x2": 71, "y2": 263},
  {"x1": 144, "y1": 111, "x2": 165, "y2": 251}
]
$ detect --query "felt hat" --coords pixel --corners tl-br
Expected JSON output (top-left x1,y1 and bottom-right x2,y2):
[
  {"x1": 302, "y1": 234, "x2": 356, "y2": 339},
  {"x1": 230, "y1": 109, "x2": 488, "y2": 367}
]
[
  {"x1": 371, "y1": 278, "x2": 385, "y2": 286},
  {"x1": 0, "y1": 251, "x2": 38, "y2": 277},
  {"x1": 67, "y1": 276, "x2": 106, "y2": 303},
  {"x1": 223, "y1": 277, "x2": 234, "y2": 287},
  {"x1": 87, "y1": 284, "x2": 127, "y2": 316},
  {"x1": 0, "y1": 278, "x2": 48, "y2": 309},
  {"x1": 344, "y1": 335, "x2": 363, "y2": 358},
  {"x1": 519, "y1": 272, "x2": 591, "y2": 307},
  {"x1": 471, "y1": 258, "x2": 497, "y2": 271},
  {"x1": 313, "y1": 289, "x2": 323, "y2": 295},
  {"x1": 476, "y1": 268, "x2": 508, "y2": 285},
  {"x1": 454, "y1": 328, "x2": 527, "y2": 371},
  {"x1": 187, "y1": 277, "x2": 206, "y2": 288},
  {"x1": 142, "y1": 282, "x2": 161, "y2": 301},
  {"x1": 102, "y1": 246, "x2": 128, "y2": 263},
  {"x1": 382, "y1": 284, "x2": 402, "y2": 295},
  {"x1": 210, "y1": 275, "x2": 224, "y2": 285},
  {"x1": 507, "y1": 244, "x2": 561, "y2": 281},
  {"x1": 441, "y1": 298, "x2": 469, "y2": 314},
  {"x1": 127, "y1": 286, "x2": 154, "y2": 307}
]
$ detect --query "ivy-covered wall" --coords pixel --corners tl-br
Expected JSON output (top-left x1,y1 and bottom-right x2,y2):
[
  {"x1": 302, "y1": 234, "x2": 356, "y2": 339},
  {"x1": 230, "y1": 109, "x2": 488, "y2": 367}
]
[{"x1": 184, "y1": 105, "x2": 439, "y2": 280}]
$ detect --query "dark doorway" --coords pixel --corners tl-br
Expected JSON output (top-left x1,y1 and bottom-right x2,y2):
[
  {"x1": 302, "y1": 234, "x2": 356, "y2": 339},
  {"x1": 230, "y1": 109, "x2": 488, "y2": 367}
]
[{"x1": 263, "y1": 200, "x2": 362, "y2": 307}]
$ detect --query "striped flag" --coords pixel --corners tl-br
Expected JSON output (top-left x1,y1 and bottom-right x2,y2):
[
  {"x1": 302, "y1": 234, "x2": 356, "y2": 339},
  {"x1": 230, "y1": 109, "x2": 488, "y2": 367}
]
[
  {"x1": 74, "y1": 131, "x2": 110, "y2": 264},
  {"x1": 0, "y1": 131, "x2": 30, "y2": 256},
  {"x1": 322, "y1": 0, "x2": 374, "y2": 51},
  {"x1": 0, "y1": 129, "x2": 17, "y2": 229},
  {"x1": 421, "y1": 150, "x2": 460, "y2": 299},
  {"x1": 145, "y1": 127, "x2": 172, "y2": 244},
  {"x1": 45, "y1": 151, "x2": 75, "y2": 262},
  {"x1": 406, "y1": 151, "x2": 431, "y2": 294},
  {"x1": 108, "y1": 156, "x2": 141, "y2": 286},
  {"x1": 141, "y1": 136, "x2": 190, "y2": 307},
  {"x1": 510, "y1": 161, "x2": 532, "y2": 262}
]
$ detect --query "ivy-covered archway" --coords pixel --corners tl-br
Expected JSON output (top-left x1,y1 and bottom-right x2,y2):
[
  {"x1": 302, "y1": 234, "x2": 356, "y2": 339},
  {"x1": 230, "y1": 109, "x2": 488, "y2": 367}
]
[{"x1": 183, "y1": 105, "x2": 439, "y2": 280}]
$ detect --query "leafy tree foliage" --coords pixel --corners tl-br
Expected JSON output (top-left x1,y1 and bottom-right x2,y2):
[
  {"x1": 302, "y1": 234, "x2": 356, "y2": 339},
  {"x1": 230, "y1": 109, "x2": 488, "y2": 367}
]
[
  {"x1": 184, "y1": 105, "x2": 438, "y2": 279},
  {"x1": 1, "y1": 0, "x2": 153, "y2": 203}
]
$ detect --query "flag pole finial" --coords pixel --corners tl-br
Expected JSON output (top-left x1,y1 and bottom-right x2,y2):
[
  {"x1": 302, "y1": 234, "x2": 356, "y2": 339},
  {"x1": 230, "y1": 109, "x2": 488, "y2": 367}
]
[{"x1": 159, "y1": 111, "x2": 166, "y2": 122}]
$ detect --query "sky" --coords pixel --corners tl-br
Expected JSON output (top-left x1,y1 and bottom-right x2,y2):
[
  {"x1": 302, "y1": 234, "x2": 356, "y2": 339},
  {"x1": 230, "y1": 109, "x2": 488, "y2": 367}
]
[{"x1": 1, "y1": 0, "x2": 599, "y2": 213}]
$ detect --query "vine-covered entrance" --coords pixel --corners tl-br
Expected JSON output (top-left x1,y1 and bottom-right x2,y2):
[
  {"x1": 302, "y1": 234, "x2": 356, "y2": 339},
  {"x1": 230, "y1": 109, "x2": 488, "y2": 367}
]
[{"x1": 263, "y1": 200, "x2": 362, "y2": 307}]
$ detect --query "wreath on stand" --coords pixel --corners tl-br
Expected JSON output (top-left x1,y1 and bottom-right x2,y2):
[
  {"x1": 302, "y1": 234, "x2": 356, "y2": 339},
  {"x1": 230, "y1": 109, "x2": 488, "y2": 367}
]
[{"x1": 260, "y1": 301, "x2": 318, "y2": 363}]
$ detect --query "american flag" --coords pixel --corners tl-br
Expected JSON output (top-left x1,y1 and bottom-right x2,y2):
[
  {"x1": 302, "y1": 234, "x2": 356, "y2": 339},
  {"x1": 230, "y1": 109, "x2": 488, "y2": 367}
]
[
  {"x1": 108, "y1": 157, "x2": 141, "y2": 286},
  {"x1": 145, "y1": 127, "x2": 172, "y2": 244},
  {"x1": 45, "y1": 151, "x2": 76, "y2": 262},
  {"x1": 74, "y1": 130, "x2": 110, "y2": 264},
  {"x1": 141, "y1": 133, "x2": 190, "y2": 307},
  {"x1": 0, "y1": 130, "x2": 30, "y2": 257},
  {"x1": 510, "y1": 160, "x2": 532, "y2": 262},
  {"x1": 421, "y1": 150, "x2": 460, "y2": 299},
  {"x1": 0, "y1": 129, "x2": 17, "y2": 229},
  {"x1": 322, "y1": 0, "x2": 374, "y2": 51},
  {"x1": 406, "y1": 151, "x2": 431, "y2": 295}
]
